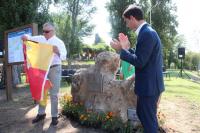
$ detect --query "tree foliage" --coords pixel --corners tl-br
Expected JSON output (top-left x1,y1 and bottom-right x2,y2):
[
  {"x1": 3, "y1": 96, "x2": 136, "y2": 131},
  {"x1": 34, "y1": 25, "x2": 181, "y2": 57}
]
[
  {"x1": 184, "y1": 52, "x2": 200, "y2": 70},
  {"x1": 142, "y1": 0, "x2": 178, "y2": 67},
  {"x1": 94, "y1": 33, "x2": 102, "y2": 45},
  {"x1": 82, "y1": 42, "x2": 114, "y2": 60},
  {"x1": 106, "y1": 0, "x2": 136, "y2": 46},
  {"x1": 0, "y1": 0, "x2": 55, "y2": 40},
  {"x1": 53, "y1": 0, "x2": 96, "y2": 57},
  {"x1": 166, "y1": 34, "x2": 186, "y2": 68},
  {"x1": 51, "y1": 12, "x2": 71, "y2": 58},
  {"x1": 0, "y1": 0, "x2": 96, "y2": 60}
]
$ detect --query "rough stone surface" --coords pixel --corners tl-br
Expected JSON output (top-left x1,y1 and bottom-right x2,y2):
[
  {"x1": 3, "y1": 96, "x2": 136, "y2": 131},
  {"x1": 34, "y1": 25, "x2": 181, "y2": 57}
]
[{"x1": 71, "y1": 51, "x2": 137, "y2": 122}]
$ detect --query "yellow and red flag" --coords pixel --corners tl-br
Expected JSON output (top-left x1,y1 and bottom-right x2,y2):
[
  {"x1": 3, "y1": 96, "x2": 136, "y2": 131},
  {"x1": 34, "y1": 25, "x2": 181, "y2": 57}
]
[
  {"x1": 23, "y1": 40, "x2": 54, "y2": 102},
  {"x1": 39, "y1": 79, "x2": 52, "y2": 106}
]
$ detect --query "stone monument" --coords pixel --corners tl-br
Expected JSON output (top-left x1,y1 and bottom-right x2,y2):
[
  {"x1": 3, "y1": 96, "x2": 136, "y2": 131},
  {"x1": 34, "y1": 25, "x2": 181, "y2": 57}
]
[{"x1": 71, "y1": 51, "x2": 137, "y2": 122}]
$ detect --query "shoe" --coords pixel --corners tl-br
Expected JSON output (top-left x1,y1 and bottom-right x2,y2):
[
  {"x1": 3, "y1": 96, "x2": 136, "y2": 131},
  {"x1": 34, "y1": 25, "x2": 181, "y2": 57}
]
[
  {"x1": 32, "y1": 114, "x2": 46, "y2": 124},
  {"x1": 51, "y1": 117, "x2": 58, "y2": 126}
]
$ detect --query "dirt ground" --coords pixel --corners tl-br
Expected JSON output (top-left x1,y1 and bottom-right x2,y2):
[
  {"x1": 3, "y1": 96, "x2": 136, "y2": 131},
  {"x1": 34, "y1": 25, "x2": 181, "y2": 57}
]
[
  {"x1": 0, "y1": 87, "x2": 105, "y2": 133},
  {"x1": 159, "y1": 96, "x2": 200, "y2": 133},
  {"x1": 0, "y1": 87, "x2": 200, "y2": 133}
]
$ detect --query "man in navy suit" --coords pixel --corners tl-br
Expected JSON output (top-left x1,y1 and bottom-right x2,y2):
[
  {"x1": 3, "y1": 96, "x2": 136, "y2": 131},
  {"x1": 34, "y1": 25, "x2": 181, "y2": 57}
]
[{"x1": 110, "y1": 4, "x2": 164, "y2": 133}]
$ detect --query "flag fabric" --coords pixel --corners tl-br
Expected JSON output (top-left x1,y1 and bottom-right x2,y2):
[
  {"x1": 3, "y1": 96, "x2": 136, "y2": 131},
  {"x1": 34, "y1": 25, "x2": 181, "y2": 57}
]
[
  {"x1": 23, "y1": 40, "x2": 54, "y2": 101},
  {"x1": 39, "y1": 79, "x2": 52, "y2": 106},
  {"x1": 23, "y1": 44, "x2": 29, "y2": 83}
]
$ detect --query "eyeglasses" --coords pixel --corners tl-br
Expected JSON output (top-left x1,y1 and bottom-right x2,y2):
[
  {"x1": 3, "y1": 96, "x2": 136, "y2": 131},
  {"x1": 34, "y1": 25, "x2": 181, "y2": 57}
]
[{"x1": 43, "y1": 30, "x2": 52, "y2": 34}]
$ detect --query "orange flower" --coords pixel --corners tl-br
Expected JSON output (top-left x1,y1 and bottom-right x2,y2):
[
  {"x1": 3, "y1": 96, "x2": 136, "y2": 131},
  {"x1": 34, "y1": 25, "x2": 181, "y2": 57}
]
[
  {"x1": 107, "y1": 112, "x2": 114, "y2": 117},
  {"x1": 79, "y1": 101, "x2": 83, "y2": 105},
  {"x1": 86, "y1": 109, "x2": 93, "y2": 113}
]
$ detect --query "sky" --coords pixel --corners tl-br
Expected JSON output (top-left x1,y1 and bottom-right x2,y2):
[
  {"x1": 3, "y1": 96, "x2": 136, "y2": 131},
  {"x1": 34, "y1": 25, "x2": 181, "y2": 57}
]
[
  {"x1": 175, "y1": 0, "x2": 200, "y2": 52},
  {"x1": 85, "y1": 0, "x2": 200, "y2": 52},
  {"x1": 82, "y1": 0, "x2": 111, "y2": 45}
]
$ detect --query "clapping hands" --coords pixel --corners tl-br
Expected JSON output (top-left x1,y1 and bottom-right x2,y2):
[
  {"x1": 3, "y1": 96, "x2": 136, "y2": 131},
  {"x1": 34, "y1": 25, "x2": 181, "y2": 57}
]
[
  {"x1": 118, "y1": 33, "x2": 130, "y2": 49},
  {"x1": 110, "y1": 33, "x2": 130, "y2": 51},
  {"x1": 110, "y1": 38, "x2": 121, "y2": 51}
]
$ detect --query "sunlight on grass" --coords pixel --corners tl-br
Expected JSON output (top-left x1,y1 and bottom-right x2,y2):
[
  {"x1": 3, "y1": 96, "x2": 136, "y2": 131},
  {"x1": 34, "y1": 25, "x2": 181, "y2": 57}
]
[
  {"x1": 187, "y1": 71, "x2": 200, "y2": 78},
  {"x1": 60, "y1": 81, "x2": 71, "y2": 94},
  {"x1": 163, "y1": 77, "x2": 200, "y2": 105},
  {"x1": 62, "y1": 60, "x2": 95, "y2": 66}
]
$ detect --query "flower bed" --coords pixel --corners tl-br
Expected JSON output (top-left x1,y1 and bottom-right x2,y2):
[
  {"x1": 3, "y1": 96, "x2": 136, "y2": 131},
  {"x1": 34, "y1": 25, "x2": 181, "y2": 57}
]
[
  {"x1": 61, "y1": 94, "x2": 166, "y2": 133},
  {"x1": 60, "y1": 94, "x2": 138, "y2": 132}
]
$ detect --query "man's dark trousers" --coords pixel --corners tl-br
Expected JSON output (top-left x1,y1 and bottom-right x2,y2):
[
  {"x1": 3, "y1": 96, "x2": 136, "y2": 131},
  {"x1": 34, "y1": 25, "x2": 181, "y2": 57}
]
[{"x1": 136, "y1": 94, "x2": 160, "y2": 133}]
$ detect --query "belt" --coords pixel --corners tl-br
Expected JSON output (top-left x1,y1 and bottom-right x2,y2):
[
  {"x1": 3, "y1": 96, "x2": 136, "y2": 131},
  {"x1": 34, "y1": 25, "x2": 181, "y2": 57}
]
[{"x1": 50, "y1": 64, "x2": 60, "y2": 69}]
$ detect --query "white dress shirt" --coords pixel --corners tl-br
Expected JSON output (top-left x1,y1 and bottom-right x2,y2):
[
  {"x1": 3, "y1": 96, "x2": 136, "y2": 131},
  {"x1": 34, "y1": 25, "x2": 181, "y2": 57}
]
[{"x1": 135, "y1": 22, "x2": 147, "y2": 36}]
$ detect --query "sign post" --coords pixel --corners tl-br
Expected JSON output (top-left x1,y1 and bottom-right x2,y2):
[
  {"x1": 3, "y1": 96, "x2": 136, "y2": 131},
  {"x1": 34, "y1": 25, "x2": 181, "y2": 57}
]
[{"x1": 4, "y1": 23, "x2": 38, "y2": 100}]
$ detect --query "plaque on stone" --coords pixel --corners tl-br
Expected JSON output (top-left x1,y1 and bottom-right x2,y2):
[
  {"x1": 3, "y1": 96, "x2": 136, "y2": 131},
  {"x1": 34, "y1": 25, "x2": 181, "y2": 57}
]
[
  {"x1": 86, "y1": 72, "x2": 103, "y2": 93},
  {"x1": 127, "y1": 108, "x2": 139, "y2": 121}
]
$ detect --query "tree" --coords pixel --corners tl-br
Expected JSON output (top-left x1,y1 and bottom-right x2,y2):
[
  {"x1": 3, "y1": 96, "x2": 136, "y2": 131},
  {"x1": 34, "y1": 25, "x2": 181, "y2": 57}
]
[
  {"x1": 51, "y1": 12, "x2": 71, "y2": 58},
  {"x1": 82, "y1": 42, "x2": 114, "y2": 60},
  {"x1": 94, "y1": 33, "x2": 101, "y2": 45},
  {"x1": 191, "y1": 54, "x2": 200, "y2": 70},
  {"x1": 185, "y1": 52, "x2": 200, "y2": 70},
  {"x1": 140, "y1": 0, "x2": 178, "y2": 67},
  {"x1": 106, "y1": 0, "x2": 136, "y2": 46},
  {"x1": 55, "y1": 0, "x2": 96, "y2": 57},
  {"x1": 0, "y1": 0, "x2": 55, "y2": 39}
]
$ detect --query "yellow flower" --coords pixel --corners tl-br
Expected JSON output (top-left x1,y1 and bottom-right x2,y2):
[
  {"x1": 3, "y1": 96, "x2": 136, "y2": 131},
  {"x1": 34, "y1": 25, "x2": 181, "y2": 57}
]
[
  {"x1": 63, "y1": 94, "x2": 72, "y2": 102},
  {"x1": 84, "y1": 117, "x2": 87, "y2": 121},
  {"x1": 80, "y1": 114, "x2": 84, "y2": 120},
  {"x1": 106, "y1": 115, "x2": 110, "y2": 119}
]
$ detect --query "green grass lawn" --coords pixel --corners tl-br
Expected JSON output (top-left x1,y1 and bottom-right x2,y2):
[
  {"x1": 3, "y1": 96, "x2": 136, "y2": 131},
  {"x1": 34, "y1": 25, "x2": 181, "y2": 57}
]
[
  {"x1": 62, "y1": 60, "x2": 95, "y2": 66},
  {"x1": 60, "y1": 80, "x2": 71, "y2": 94},
  {"x1": 166, "y1": 69, "x2": 200, "y2": 79},
  {"x1": 163, "y1": 72, "x2": 200, "y2": 106}
]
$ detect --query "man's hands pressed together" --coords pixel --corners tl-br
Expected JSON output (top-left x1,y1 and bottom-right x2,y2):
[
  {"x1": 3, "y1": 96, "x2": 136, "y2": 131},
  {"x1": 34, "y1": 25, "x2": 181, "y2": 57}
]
[{"x1": 110, "y1": 33, "x2": 130, "y2": 51}]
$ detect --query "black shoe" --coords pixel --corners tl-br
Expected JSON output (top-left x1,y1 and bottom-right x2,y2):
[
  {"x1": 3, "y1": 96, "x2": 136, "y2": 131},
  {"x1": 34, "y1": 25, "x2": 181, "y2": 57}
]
[
  {"x1": 32, "y1": 114, "x2": 46, "y2": 124},
  {"x1": 51, "y1": 117, "x2": 58, "y2": 126}
]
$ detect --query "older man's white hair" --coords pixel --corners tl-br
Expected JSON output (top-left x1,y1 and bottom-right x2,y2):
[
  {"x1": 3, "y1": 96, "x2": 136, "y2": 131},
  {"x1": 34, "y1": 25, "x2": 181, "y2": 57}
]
[{"x1": 43, "y1": 22, "x2": 55, "y2": 31}]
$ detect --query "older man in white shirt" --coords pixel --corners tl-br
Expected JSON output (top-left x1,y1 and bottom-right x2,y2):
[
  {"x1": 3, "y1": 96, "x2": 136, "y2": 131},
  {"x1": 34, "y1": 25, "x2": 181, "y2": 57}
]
[{"x1": 22, "y1": 22, "x2": 67, "y2": 126}]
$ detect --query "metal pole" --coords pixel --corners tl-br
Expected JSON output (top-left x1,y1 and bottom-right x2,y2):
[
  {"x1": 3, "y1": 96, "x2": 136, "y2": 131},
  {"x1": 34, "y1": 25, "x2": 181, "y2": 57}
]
[
  {"x1": 150, "y1": 0, "x2": 152, "y2": 25},
  {"x1": 181, "y1": 59, "x2": 183, "y2": 77}
]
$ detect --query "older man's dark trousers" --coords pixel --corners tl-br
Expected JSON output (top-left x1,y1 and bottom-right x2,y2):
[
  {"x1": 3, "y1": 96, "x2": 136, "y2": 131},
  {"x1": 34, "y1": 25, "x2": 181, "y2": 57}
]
[{"x1": 136, "y1": 94, "x2": 160, "y2": 133}]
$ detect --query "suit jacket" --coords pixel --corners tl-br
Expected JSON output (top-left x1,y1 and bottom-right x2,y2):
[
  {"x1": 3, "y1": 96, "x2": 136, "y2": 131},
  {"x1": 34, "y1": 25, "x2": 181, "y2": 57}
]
[{"x1": 120, "y1": 23, "x2": 164, "y2": 96}]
